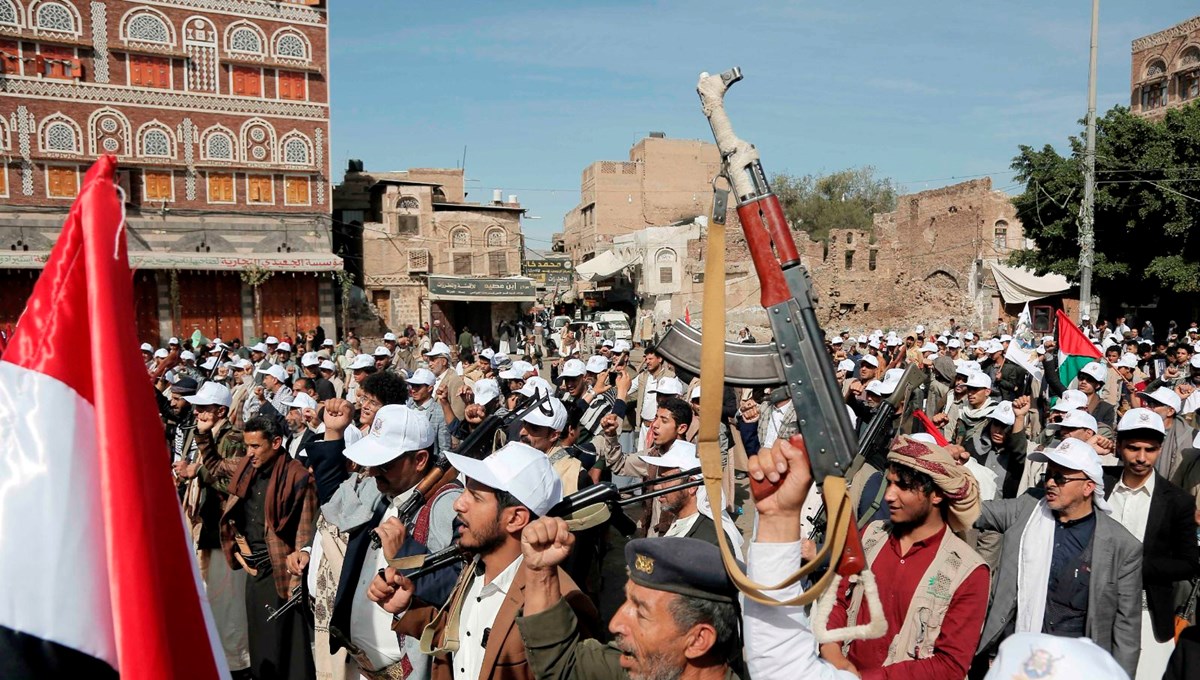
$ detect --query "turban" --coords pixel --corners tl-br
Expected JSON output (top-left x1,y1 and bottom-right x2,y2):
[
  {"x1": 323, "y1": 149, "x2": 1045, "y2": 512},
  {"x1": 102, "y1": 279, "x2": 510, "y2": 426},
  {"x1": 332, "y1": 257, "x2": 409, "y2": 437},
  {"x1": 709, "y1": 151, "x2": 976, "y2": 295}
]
[{"x1": 886, "y1": 434, "x2": 980, "y2": 533}]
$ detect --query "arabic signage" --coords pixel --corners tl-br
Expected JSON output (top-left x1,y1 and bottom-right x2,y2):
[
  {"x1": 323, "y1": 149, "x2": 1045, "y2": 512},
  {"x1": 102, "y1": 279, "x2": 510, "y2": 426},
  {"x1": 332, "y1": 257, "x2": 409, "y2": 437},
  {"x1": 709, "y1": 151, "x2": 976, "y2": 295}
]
[
  {"x1": 427, "y1": 275, "x2": 537, "y2": 302},
  {"x1": 522, "y1": 258, "x2": 574, "y2": 287},
  {"x1": 0, "y1": 251, "x2": 343, "y2": 272}
]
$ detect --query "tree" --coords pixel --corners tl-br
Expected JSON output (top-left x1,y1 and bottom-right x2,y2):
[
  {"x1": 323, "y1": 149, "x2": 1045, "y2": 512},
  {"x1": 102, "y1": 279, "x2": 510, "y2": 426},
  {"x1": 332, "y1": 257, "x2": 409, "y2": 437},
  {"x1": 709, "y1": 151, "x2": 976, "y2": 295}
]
[
  {"x1": 1009, "y1": 104, "x2": 1200, "y2": 303},
  {"x1": 770, "y1": 166, "x2": 898, "y2": 242}
]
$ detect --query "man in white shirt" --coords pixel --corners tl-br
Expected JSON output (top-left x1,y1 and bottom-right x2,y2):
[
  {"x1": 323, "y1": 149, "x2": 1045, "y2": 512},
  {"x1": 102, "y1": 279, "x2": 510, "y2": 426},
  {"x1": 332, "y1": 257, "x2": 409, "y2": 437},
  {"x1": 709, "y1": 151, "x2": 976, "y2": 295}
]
[
  {"x1": 627, "y1": 346, "x2": 674, "y2": 449},
  {"x1": 639, "y1": 440, "x2": 744, "y2": 559},
  {"x1": 406, "y1": 367, "x2": 451, "y2": 455},
  {"x1": 1105, "y1": 408, "x2": 1199, "y2": 680},
  {"x1": 368, "y1": 442, "x2": 599, "y2": 680},
  {"x1": 425, "y1": 341, "x2": 466, "y2": 421}
]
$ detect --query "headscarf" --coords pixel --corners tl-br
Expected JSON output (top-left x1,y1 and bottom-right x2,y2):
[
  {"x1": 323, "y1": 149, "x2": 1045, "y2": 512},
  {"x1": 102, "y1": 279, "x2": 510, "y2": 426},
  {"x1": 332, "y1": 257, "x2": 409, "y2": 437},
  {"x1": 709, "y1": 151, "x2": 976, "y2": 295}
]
[{"x1": 886, "y1": 434, "x2": 981, "y2": 532}]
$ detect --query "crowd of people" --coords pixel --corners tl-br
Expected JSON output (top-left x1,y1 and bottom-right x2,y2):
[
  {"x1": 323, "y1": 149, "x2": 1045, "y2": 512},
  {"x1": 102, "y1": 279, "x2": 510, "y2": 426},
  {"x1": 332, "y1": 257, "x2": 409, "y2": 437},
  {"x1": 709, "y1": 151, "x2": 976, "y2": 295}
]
[{"x1": 143, "y1": 311, "x2": 1200, "y2": 680}]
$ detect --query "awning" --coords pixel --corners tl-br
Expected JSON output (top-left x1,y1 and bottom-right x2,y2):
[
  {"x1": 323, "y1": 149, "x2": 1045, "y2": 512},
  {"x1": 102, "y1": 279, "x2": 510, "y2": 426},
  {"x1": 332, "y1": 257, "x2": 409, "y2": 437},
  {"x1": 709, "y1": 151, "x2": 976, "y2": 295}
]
[
  {"x1": 574, "y1": 250, "x2": 640, "y2": 282},
  {"x1": 0, "y1": 250, "x2": 343, "y2": 272},
  {"x1": 989, "y1": 262, "x2": 1072, "y2": 304},
  {"x1": 428, "y1": 275, "x2": 536, "y2": 302}
]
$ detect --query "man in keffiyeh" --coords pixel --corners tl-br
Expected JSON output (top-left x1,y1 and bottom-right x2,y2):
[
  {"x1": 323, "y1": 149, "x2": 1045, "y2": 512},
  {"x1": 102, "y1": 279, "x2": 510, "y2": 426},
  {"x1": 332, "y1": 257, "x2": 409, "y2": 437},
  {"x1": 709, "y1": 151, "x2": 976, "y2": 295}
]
[{"x1": 819, "y1": 435, "x2": 990, "y2": 680}]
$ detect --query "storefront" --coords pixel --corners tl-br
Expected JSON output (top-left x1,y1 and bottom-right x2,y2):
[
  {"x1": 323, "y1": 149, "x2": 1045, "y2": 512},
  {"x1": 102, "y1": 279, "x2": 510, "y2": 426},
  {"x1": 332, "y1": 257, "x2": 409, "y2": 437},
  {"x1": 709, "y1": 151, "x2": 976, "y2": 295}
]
[{"x1": 427, "y1": 275, "x2": 536, "y2": 347}]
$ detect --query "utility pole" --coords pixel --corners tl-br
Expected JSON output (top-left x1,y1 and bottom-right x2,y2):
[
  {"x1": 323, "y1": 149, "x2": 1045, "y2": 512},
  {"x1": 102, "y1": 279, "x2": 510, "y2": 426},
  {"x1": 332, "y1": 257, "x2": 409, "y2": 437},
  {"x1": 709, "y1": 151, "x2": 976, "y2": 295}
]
[{"x1": 1078, "y1": 0, "x2": 1099, "y2": 322}]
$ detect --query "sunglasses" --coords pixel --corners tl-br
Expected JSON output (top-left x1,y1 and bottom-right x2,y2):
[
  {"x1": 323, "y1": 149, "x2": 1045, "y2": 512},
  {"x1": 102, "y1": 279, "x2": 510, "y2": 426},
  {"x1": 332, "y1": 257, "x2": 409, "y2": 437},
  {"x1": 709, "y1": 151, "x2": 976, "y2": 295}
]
[{"x1": 1041, "y1": 471, "x2": 1090, "y2": 486}]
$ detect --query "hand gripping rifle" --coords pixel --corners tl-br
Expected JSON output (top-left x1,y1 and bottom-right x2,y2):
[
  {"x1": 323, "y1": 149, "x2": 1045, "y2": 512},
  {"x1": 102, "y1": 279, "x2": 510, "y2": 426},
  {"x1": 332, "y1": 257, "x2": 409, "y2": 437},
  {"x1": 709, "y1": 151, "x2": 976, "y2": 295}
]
[{"x1": 692, "y1": 68, "x2": 884, "y2": 639}]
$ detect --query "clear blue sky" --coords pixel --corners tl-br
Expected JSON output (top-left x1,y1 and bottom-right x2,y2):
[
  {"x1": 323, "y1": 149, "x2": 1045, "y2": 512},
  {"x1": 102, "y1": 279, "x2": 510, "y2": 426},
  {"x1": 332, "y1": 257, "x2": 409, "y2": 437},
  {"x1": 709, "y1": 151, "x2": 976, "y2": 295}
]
[{"x1": 328, "y1": 1, "x2": 1198, "y2": 247}]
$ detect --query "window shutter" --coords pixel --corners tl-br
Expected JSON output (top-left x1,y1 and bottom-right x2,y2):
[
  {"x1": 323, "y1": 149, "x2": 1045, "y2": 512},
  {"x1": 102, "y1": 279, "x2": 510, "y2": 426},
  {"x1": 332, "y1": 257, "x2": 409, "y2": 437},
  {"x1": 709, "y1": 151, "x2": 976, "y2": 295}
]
[
  {"x1": 48, "y1": 168, "x2": 62, "y2": 196},
  {"x1": 278, "y1": 71, "x2": 290, "y2": 100}
]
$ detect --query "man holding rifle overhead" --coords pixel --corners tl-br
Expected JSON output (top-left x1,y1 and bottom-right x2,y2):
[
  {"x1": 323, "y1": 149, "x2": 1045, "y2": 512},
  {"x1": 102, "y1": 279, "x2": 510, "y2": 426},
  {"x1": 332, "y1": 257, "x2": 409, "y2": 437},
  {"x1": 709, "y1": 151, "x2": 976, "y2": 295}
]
[{"x1": 368, "y1": 442, "x2": 600, "y2": 680}]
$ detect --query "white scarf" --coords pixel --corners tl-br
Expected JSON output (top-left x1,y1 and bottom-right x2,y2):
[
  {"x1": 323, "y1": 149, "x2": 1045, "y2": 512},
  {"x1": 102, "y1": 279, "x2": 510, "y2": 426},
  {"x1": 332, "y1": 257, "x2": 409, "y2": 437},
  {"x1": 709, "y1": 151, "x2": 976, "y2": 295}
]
[{"x1": 1015, "y1": 499, "x2": 1056, "y2": 633}]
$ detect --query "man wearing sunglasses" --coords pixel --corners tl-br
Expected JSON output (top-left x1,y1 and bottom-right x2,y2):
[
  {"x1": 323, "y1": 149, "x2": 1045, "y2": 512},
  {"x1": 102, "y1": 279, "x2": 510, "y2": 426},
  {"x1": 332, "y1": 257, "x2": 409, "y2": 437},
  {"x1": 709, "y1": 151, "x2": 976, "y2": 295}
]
[{"x1": 970, "y1": 437, "x2": 1143, "y2": 678}]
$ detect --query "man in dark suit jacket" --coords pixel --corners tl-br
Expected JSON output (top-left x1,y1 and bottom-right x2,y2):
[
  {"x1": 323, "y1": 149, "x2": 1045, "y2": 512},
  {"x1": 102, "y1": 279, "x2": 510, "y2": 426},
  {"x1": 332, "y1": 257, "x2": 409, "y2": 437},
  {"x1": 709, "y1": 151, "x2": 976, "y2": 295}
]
[{"x1": 1104, "y1": 408, "x2": 1199, "y2": 678}]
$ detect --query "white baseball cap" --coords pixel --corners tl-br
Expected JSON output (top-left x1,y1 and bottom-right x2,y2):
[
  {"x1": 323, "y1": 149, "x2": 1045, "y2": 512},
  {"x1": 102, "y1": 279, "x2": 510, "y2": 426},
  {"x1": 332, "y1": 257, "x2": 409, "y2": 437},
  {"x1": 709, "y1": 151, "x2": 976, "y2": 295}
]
[
  {"x1": 639, "y1": 440, "x2": 700, "y2": 470},
  {"x1": 517, "y1": 376, "x2": 554, "y2": 399},
  {"x1": 865, "y1": 379, "x2": 887, "y2": 396},
  {"x1": 1051, "y1": 389, "x2": 1088, "y2": 412},
  {"x1": 372, "y1": 345, "x2": 391, "y2": 357},
  {"x1": 989, "y1": 401, "x2": 1015, "y2": 425},
  {"x1": 256, "y1": 364, "x2": 288, "y2": 383},
  {"x1": 1190, "y1": 355, "x2": 1200, "y2": 370},
  {"x1": 345, "y1": 405, "x2": 435, "y2": 467},
  {"x1": 320, "y1": 359, "x2": 336, "y2": 372},
  {"x1": 168, "y1": 337, "x2": 180, "y2": 345},
  {"x1": 837, "y1": 359, "x2": 856, "y2": 372},
  {"x1": 180, "y1": 350, "x2": 196, "y2": 362},
  {"x1": 964, "y1": 332, "x2": 976, "y2": 341},
  {"x1": 613, "y1": 339, "x2": 631, "y2": 353},
  {"x1": 915, "y1": 324, "x2": 925, "y2": 333},
  {"x1": 830, "y1": 336, "x2": 843, "y2": 345},
  {"x1": 472, "y1": 378, "x2": 500, "y2": 406},
  {"x1": 1137, "y1": 386, "x2": 1181, "y2": 413},
  {"x1": 408, "y1": 368, "x2": 436, "y2": 386},
  {"x1": 322, "y1": 338, "x2": 335, "y2": 347},
  {"x1": 301, "y1": 352, "x2": 321, "y2": 367},
  {"x1": 1079, "y1": 361, "x2": 1107, "y2": 383},
  {"x1": 965, "y1": 372, "x2": 993, "y2": 390},
  {"x1": 383, "y1": 332, "x2": 397, "y2": 342},
  {"x1": 999, "y1": 334, "x2": 1012, "y2": 343},
  {"x1": 153, "y1": 348, "x2": 169, "y2": 359},
  {"x1": 947, "y1": 338, "x2": 962, "y2": 349},
  {"x1": 200, "y1": 357, "x2": 219, "y2": 372},
  {"x1": 480, "y1": 348, "x2": 496, "y2": 360},
  {"x1": 985, "y1": 633, "x2": 1128, "y2": 680},
  {"x1": 276, "y1": 342, "x2": 292, "y2": 353},
  {"x1": 689, "y1": 384, "x2": 701, "y2": 400},
  {"x1": 265, "y1": 336, "x2": 279, "y2": 345},
  {"x1": 349, "y1": 354, "x2": 376, "y2": 370},
  {"x1": 1116, "y1": 407, "x2": 1165, "y2": 435},
  {"x1": 860, "y1": 355, "x2": 880, "y2": 368},
  {"x1": 654, "y1": 376, "x2": 684, "y2": 396},
  {"x1": 586, "y1": 355, "x2": 610, "y2": 373},
  {"x1": 558, "y1": 359, "x2": 586, "y2": 379},
  {"x1": 1115, "y1": 353, "x2": 1139, "y2": 370},
  {"x1": 424, "y1": 341, "x2": 452, "y2": 358},
  {"x1": 919, "y1": 342, "x2": 938, "y2": 353},
  {"x1": 446, "y1": 442, "x2": 563, "y2": 517},
  {"x1": 521, "y1": 396, "x2": 568, "y2": 430},
  {"x1": 500, "y1": 360, "x2": 535, "y2": 380},
  {"x1": 236, "y1": 358, "x2": 254, "y2": 370},
  {"x1": 985, "y1": 340, "x2": 1004, "y2": 354},
  {"x1": 1049, "y1": 410, "x2": 1098, "y2": 432},
  {"x1": 140, "y1": 342, "x2": 153, "y2": 353},
  {"x1": 184, "y1": 382, "x2": 232, "y2": 408},
  {"x1": 1029, "y1": 438, "x2": 1109, "y2": 512},
  {"x1": 251, "y1": 342, "x2": 269, "y2": 353},
  {"x1": 955, "y1": 360, "x2": 981, "y2": 376},
  {"x1": 936, "y1": 336, "x2": 948, "y2": 345},
  {"x1": 601, "y1": 339, "x2": 615, "y2": 348},
  {"x1": 283, "y1": 393, "x2": 318, "y2": 411}
]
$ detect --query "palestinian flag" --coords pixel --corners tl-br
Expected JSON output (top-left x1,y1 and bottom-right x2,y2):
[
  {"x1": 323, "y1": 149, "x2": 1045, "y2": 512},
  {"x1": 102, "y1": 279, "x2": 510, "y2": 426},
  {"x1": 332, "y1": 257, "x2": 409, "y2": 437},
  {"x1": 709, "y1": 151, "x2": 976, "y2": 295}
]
[
  {"x1": 0, "y1": 157, "x2": 227, "y2": 678},
  {"x1": 1056, "y1": 308, "x2": 1102, "y2": 386}
]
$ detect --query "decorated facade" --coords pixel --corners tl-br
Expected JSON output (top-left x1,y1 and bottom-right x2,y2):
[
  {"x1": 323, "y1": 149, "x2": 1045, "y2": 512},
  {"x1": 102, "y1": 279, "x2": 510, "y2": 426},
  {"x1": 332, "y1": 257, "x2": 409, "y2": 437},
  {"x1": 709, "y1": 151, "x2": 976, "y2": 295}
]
[{"x1": 0, "y1": 0, "x2": 334, "y2": 344}]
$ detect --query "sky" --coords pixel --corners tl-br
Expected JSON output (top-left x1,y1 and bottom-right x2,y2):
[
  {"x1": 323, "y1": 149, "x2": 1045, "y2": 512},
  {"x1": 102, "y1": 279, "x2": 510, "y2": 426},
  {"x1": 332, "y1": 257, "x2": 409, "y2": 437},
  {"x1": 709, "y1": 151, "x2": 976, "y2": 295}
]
[{"x1": 327, "y1": 1, "x2": 1199, "y2": 247}]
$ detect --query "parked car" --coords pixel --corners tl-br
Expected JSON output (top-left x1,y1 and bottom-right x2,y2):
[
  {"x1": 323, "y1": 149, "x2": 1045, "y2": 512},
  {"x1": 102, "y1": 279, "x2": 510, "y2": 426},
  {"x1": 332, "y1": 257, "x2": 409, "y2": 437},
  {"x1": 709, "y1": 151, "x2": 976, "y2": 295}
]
[
  {"x1": 550, "y1": 315, "x2": 573, "y2": 333},
  {"x1": 593, "y1": 311, "x2": 632, "y2": 341}
]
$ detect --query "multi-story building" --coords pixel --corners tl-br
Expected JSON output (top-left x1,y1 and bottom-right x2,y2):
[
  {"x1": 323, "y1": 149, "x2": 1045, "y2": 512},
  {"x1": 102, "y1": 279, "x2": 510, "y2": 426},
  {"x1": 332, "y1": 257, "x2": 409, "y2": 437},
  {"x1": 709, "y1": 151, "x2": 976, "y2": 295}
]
[
  {"x1": 1131, "y1": 15, "x2": 1200, "y2": 119},
  {"x1": 0, "y1": 0, "x2": 335, "y2": 345},
  {"x1": 561, "y1": 133, "x2": 722, "y2": 265},
  {"x1": 333, "y1": 163, "x2": 532, "y2": 343}
]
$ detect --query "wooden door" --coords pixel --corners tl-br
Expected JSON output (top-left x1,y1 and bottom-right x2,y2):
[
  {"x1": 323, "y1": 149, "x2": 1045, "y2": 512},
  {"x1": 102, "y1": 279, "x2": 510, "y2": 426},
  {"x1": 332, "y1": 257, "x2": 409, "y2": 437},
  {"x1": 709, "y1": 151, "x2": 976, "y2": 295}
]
[
  {"x1": 258, "y1": 274, "x2": 319, "y2": 340},
  {"x1": 0, "y1": 270, "x2": 38, "y2": 331},
  {"x1": 177, "y1": 271, "x2": 242, "y2": 341},
  {"x1": 133, "y1": 271, "x2": 160, "y2": 345}
]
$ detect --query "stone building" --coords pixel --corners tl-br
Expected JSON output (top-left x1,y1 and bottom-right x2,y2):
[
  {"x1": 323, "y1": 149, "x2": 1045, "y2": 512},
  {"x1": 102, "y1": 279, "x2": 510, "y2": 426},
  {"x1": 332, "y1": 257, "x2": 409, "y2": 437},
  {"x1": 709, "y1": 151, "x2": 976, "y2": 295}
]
[
  {"x1": 1131, "y1": 15, "x2": 1200, "y2": 119},
  {"x1": 0, "y1": 0, "x2": 335, "y2": 344},
  {"x1": 333, "y1": 163, "x2": 532, "y2": 343},
  {"x1": 562, "y1": 133, "x2": 722, "y2": 265}
]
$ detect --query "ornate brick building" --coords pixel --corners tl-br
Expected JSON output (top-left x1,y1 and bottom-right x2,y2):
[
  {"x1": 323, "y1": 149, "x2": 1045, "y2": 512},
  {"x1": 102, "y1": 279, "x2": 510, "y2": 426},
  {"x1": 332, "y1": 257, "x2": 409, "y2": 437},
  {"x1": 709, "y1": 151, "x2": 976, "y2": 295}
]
[
  {"x1": 0, "y1": 0, "x2": 335, "y2": 345},
  {"x1": 1131, "y1": 15, "x2": 1200, "y2": 119}
]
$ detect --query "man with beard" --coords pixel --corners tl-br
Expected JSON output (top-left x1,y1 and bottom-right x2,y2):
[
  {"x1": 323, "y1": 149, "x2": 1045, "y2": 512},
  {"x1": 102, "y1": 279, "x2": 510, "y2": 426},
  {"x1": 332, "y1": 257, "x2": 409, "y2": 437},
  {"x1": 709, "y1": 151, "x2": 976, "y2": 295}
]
[
  {"x1": 640, "y1": 440, "x2": 743, "y2": 559},
  {"x1": 246, "y1": 364, "x2": 293, "y2": 422},
  {"x1": 965, "y1": 396, "x2": 1030, "y2": 500},
  {"x1": 280, "y1": 393, "x2": 320, "y2": 465},
  {"x1": 821, "y1": 435, "x2": 989, "y2": 680},
  {"x1": 167, "y1": 376, "x2": 201, "y2": 466},
  {"x1": 515, "y1": 527, "x2": 742, "y2": 680},
  {"x1": 368, "y1": 443, "x2": 600, "y2": 680},
  {"x1": 951, "y1": 371, "x2": 996, "y2": 446},
  {"x1": 519, "y1": 395, "x2": 590, "y2": 495},
  {"x1": 220, "y1": 416, "x2": 317, "y2": 680}
]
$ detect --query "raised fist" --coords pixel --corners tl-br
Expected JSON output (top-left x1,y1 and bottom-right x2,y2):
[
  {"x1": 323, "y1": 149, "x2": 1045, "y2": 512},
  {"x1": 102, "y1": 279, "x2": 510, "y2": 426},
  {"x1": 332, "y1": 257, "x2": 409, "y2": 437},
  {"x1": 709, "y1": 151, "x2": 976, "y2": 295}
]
[{"x1": 521, "y1": 517, "x2": 574, "y2": 571}]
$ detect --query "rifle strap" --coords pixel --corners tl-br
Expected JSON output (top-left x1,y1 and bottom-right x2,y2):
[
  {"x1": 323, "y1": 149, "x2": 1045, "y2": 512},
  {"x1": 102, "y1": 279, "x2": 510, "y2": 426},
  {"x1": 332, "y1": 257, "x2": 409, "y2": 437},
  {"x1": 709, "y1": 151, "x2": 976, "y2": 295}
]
[{"x1": 695, "y1": 183, "x2": 853, "y2": 606}]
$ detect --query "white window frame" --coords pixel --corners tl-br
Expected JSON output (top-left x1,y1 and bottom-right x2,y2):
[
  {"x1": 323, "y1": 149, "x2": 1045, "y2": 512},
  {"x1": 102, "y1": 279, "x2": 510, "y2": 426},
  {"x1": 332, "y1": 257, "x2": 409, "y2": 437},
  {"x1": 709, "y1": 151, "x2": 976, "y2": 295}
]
[
  {"x1": 125, "y1": 53, "x2": 175, "y2": 90},
  {"x1": 205, "y1": 170, "x2": 236, "y2": 205},
  {"x1": 43, "y1": 163, "x2": 79, "y2": 199},
  {"x1": 142, "y1": 168, "x2": 175, "y2": 203},
  {"x1": 228, "y1": 64, "x2": 264, "y2": 98},
  {"x1": 0, "y1": 164, "x2": 9, "y2": 198},
  {"x1": 274, "y1": 68, "x2": 308, "y2": 101},
  {"x1": 282, "y1": 174, "x2": 311, "y2": 206},
  {"x1": 245, "y1": 173, "x2": 274, "y2": 205}
]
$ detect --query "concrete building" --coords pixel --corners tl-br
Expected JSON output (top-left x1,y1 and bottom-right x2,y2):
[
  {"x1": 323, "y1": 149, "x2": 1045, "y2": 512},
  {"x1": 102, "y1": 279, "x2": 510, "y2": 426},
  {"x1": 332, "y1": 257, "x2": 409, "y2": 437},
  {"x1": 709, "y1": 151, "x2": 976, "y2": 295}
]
[
  {"x1": 333, "y1": 163, "x2": 533, "y2": 343},
  {"x1": 0, "y1": 0, "x2": 335, "y2": 344},
  {"x1": 1131, "y1": 15, "x2": 1200, "y2": 119},
  {"x1": 562, "y1": 133, "x2": 722, "y2": 265}
]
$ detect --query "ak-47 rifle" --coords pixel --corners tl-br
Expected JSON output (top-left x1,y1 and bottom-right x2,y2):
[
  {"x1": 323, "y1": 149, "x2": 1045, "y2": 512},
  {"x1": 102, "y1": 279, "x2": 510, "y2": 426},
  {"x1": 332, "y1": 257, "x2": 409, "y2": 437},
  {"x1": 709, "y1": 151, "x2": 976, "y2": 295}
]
[{"x1": 1176, "y1": 577, "x2": 1200, "y2": 641}]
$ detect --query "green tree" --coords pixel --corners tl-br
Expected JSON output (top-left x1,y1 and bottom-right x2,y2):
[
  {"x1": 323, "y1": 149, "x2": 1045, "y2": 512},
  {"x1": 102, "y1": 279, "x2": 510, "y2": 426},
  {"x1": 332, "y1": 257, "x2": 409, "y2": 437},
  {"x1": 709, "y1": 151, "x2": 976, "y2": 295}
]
[
  {"x1": 1009, "y1": 104, "x2": 1200, "y2": 302},
  {"x1": 770, "y1": 166, "x2": 898, "y2": 241}
]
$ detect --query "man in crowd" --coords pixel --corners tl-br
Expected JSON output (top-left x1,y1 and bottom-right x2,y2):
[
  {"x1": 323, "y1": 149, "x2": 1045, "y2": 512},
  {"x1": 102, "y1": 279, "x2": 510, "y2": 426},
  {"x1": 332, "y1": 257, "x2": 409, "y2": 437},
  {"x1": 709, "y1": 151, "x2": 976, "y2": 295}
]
[
  {"x1": 368, "y1": 442, "x2": 600, "y2": 680},
  {"x1": 1104, "y1": 408, "x2": 1199, "y2": 680},
  {"x1": 281, "y1": 393, "x2": 319, "y2": 464},
  {"x1": 1077, "y1": 361, "x2": 1117, "y2": 430},
  {"x1": 970, "y1": 438, "x2": 1143, "y2": 677},
  {"x1": 425, "y1": 341, "x2": 467, "y2": 421},
  {"x1": 246, "y1": 364, "x2": 293, "y2": 422},
  {"x1": 220, "y1": 415, "x2": 318, "y2": 680},
  {"x1": 821, "y1": 435, "x2": 989, "y2": 680},
  {"x1": 519, "y1": 395, "x2": 590, "y2": 495},
  {"x1": 1137, "y1": 386, "x2": 1195, "y2": 480},
  {"x1": 639, "y1": 439, "x2": 743, "y2": 557},
  {"x1": 407, "y1": 367, "x2": 451, "y2": 454},
  {"x1": 345, "y1": 352, "x2": 376, "y2": 404},
  {"x1": 627, "y1": 345, "x2": 675, "y2": 449}
]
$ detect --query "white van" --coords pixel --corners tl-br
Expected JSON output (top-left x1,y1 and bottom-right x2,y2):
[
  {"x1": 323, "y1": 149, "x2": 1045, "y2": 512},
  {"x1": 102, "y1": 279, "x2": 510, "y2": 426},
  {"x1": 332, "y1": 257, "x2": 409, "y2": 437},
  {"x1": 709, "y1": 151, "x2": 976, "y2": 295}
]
[{"x1": 593, "y1": 311, "x2": 632, "y2": 341}]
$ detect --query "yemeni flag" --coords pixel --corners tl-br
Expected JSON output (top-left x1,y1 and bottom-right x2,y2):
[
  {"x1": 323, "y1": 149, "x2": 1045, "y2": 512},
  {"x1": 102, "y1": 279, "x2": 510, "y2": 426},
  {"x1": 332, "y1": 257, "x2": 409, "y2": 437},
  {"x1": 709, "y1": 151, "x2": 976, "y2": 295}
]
[
  {"x1": 0, "y1": 157, "x2": 227, "y2": 678},
  {"x1": 1055, "y1": 308, "x2": 1102, "y2": 386}
]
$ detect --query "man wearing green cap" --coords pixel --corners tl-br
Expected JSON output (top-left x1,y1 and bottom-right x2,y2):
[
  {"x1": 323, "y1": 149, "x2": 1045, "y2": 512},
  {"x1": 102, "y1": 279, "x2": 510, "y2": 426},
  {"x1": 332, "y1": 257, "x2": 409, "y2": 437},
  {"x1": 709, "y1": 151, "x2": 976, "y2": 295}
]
[{"x1": 516, "y1": 523, "x2": 742, "y2": 679}]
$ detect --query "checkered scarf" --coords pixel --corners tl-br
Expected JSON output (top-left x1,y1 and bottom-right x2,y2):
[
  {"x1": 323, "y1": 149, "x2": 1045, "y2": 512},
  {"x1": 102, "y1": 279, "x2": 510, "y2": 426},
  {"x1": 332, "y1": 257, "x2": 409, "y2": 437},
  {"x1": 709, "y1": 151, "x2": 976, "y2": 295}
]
[{"x1": 886, "y1": 435, "x2": 981, "y2": 532}]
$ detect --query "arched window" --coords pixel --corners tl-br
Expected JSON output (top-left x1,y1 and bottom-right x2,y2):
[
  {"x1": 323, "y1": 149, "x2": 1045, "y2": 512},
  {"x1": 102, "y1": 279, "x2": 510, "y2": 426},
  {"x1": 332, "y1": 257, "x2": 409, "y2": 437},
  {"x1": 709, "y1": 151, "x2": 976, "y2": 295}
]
[
  {"x1": 205, "y1": 130, "x2": 234, "y2": 160},
  {"x1": 141, "y1": 128, "x2": 171, "y2": 157},
  {"x1": 281, "y1": 135, "x2": 310, "y2": 165},
  {"x1": 124, "y1": 11, "x2": 171, "y2": 44},
  {"x1": 397, "y1": 196, "x2": 420, "y2": 212},
  {"x1": 1181, "y1": 48, "x2": 1200, "y2": 101},
  {"x1": 656, "y1": 248, "x2": 677, "y2": 285},
  {"x1": 240, "y1": 119, "x2": 276, "y2": 163},
  {"x1": 450, "y1": 227, "x2": 470, "y2": 249},
  {"x1": 1146, "y1": 59, "x2": 1166, "y2": 77},
  {"x1": 227, "y1": 23, "x2": 264, "y2": 55},
  {"x1": 486, "y1": 228, "x2": 506, "y2": 247},
  {"x1": 0, "y1": 0, "x2": 19, "y2": 27},
  {"x1": 35, "y1": 2, "x2": 74, "y2": 33},
  {"x1": 994, "y1": 220, "x2": 1009, "y2": 252},
  {"x1": 1181, "y1": 46, "x2": 1200, "y2": 66},
  {"x1": 273, "y1": 30, "x2": 309, "y2": 60},
  {"x1": 45, "y1": 121, "x2": 78, "y2": 153}
]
